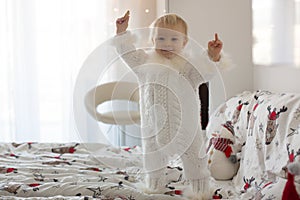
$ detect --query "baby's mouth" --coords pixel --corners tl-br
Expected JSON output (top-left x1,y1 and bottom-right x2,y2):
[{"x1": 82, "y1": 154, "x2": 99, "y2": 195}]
[
  {"x1": 159, "y1": 49, "x2": 176, "y2": 59},
  {"x1": 155, "y1": 48, "x2": 177, "y2": 58},
  {"x1": 160, "y1": 49, "x2": 174, "y2": 54}
]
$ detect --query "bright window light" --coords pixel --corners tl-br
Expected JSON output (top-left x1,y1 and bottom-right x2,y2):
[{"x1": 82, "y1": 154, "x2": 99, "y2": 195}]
[{"x1": 252, "y1": 0, "x2": 300, "y2": 67}]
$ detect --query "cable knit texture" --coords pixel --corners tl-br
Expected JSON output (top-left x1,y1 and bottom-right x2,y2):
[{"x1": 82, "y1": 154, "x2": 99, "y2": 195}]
[{"x1": 113, "y1": 31, "x2": 230, "y2": 194}]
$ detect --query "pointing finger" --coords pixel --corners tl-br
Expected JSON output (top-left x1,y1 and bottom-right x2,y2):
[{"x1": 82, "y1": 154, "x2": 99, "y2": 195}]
[
  {"x1": 214, "y1": 33, "x2": 219, "y2": 42},
  {"x1": 117, "y1": 11, "x2": 130, "y2": 24},
  {"x1": 124, "y1": 10, "x2": 130, "y2": 18}
]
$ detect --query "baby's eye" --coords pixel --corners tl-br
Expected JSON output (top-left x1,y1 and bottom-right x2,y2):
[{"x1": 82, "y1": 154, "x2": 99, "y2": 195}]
[
  {"x1": 156, "y1": 37, "x2": 165, "y2": 41},
  {"x1": 171, "y1": 38, "x2": 178, "y2": 41}
]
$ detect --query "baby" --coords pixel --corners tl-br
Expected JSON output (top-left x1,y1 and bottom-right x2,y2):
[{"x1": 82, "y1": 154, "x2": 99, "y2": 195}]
[{"x1": 114, "y1": 11, "x2": 229, "y2": 198}]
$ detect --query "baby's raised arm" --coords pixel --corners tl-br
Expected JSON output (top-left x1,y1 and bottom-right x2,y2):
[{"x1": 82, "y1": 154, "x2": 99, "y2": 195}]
[
  {"x1": 208, "y1": 33, "x2": 223, "y2": 62},
  {"x1": 114, "y1": 10, "x2": 148, "y2": 68},
  {"x1": 116, "y1": 10, "x2": 130, "y2": 34}
]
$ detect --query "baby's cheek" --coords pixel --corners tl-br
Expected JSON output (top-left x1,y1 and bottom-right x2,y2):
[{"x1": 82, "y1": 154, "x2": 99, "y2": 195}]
[{"x1": 154, "y1": 41, "x2": 163, "y2": 48}]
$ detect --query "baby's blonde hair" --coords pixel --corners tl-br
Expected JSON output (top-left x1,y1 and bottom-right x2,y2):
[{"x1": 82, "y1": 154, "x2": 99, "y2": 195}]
[{"x1": 152, "y1": 14, "x2": 188, "y2": 36}]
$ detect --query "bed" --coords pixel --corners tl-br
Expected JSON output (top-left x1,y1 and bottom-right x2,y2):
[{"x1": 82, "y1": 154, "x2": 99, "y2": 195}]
[
  {"x1": 0, "y1": 141, "x2": 240, "y2": 199},
  {"x1": 0, "y1": 142, "x2": 186, "y2": 199},
  {"x1": 1, "y1": 90, "x2": 300, "y2": 199}
]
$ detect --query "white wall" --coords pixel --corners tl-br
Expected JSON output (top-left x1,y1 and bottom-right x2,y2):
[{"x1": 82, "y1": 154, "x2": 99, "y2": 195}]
[
  {"x1": 254, "y1": 65, "x2": 300, "y2": 93},
  {"x1": 168, "y1": 0, "x2": 253, "y2": 112},
  {"x1": 169, "y1": 0, "x2": 300, "y2": 104}
]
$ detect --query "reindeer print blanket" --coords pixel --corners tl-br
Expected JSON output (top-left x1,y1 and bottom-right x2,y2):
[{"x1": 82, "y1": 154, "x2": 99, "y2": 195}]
[
  {"x1": 0, "y1": 143, "x2": 189, "y2": 199},
  {"x1": 0, "y1": 142, "x2": 238, "y2": 199},
  {"x1": 207, "y1": 90, "x2": 300, "y2": 199}
]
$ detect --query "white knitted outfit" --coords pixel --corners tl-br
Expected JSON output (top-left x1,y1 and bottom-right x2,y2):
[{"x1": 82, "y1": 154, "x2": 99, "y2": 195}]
[{"x1": 113, "y1": 31, "x2": 229, "y2": 194}]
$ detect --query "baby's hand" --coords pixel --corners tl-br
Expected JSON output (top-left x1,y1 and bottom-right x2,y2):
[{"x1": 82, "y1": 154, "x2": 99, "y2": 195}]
[
  {"x1": 116, "y1": 10, "x2": 130, "y2": 34},
  {"x1": 208, "y1": 33, "x2": 223, "y2": 62}
]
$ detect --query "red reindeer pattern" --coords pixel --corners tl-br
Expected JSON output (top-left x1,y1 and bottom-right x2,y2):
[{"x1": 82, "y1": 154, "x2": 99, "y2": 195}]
[
  {"x1": 247, "y1": 95, "x2": 264, "y2": 136},
  {"x1": 287, "y1": 144, "x2": 300, "y2": 163},
  {"x1": 51, "y1": 143, "x2": 79, "y2": 155},
  {"x1": 242, "y1": 176, "x2": 255, "y2": 192},
  {"x1": 265, "y1": 105, "x2": 287, "y2": 145},
  {"x1": 212, "y1": 188, "x2": 223, "y2": 199},
  {"x1": 232, "y1": 100, "x2": 249, "y2": 124}
]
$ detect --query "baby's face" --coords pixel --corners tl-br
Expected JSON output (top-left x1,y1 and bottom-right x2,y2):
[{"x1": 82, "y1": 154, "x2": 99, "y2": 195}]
[{"x1": 153, "y1": 24, "x2": 187, "y2": 59}]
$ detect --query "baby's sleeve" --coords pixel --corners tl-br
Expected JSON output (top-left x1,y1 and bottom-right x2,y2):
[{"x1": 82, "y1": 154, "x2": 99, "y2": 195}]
[
  {"x1": 206, "y1": 50, "x2": 233, "y2": 71},
  {"x1": 112, "y1": 31, "x2": 148, "y2": 68},
  {"x1": 184, "y1": 49, "x2": 233, "y2": 86}
]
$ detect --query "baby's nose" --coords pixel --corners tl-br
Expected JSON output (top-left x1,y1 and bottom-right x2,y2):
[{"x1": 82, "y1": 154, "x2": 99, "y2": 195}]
[
  {"x1": 163, "y1": 42, "x2": 173, "y2": 49},
  {"x1": 163, "y1": 46, "x2": 173, "y2": 50}
]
